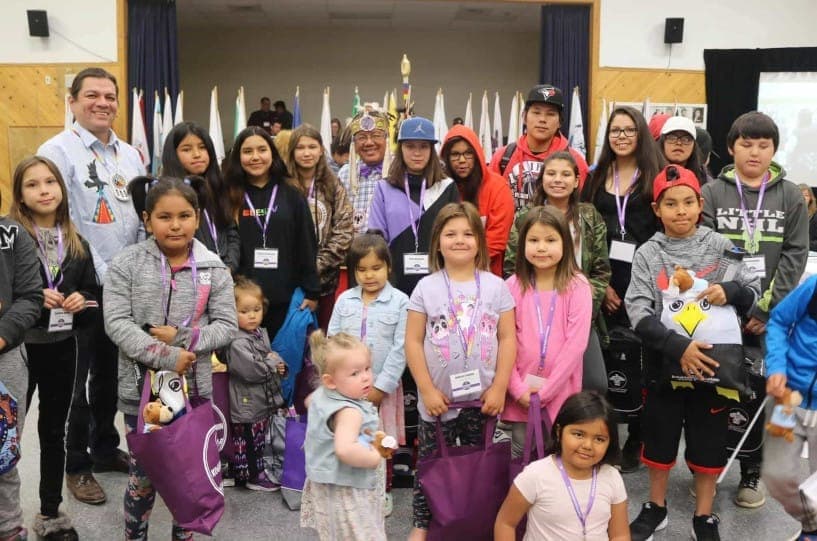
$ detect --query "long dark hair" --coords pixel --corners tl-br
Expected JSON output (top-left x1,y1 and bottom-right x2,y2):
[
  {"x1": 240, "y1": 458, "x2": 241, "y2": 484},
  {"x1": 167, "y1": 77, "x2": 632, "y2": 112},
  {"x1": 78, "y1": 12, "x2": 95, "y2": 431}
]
[
  {"x1": 287, "y1": 124, "x2": 337, "y2": 208},
  {"x1": 532, "y1": 151, "x2": 581, "y2": 251},
  {"x1": 514, "y1": 206, "x2": 580, "y2": 293},
  {"x1": 386, "y1": 141, "x2": 445, "y2": 189},
  {"x1": 441, "y1": 135, "x2": 482, "y2": 206},
  {"x1": 658, "y1": 133, "x2": 708, "y2": 185},
  {"x1": 584, "y1": 106, "x2": 664, "y2": 202},
  {"x1": 223, "y1": 126, "x2": 288, "y2": 220},
  {"x1": 161, "y1": 122, "x2": 231, "y2": 228},
  {"x1": 548, "y1": 391, "x2": 621, "y2": 467}
]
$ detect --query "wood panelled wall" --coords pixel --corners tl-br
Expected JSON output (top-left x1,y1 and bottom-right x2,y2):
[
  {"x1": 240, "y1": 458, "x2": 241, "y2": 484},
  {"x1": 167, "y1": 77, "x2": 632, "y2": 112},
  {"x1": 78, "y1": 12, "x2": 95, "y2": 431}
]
[{"x1": 0, "y1": 0, "x2": 127, "y2": 213}]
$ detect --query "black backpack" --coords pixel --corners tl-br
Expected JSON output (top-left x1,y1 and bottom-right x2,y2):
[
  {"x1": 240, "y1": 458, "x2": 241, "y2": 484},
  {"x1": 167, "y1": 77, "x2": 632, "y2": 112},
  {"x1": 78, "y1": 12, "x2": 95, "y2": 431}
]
[{"x1": 498, "y1": 142, "x2": 517, "y2": 175}]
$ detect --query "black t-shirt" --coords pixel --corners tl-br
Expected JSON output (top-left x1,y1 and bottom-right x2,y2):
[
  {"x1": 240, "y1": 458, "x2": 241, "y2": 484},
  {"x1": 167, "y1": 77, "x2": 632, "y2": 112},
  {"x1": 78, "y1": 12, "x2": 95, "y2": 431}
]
[{"x1": 247, "y1": 110, "x2": 276, "y2": 129}]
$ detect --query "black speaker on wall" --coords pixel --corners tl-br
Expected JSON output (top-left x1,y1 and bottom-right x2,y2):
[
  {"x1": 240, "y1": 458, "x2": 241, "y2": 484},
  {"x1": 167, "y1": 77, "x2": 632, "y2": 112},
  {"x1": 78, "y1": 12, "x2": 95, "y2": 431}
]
[
  {"x1": 27, "y1": 10, "x2": 49, "y2": 38},
  {"x1": 664, "y1": 18, "x2": 684, "y2": 44}
]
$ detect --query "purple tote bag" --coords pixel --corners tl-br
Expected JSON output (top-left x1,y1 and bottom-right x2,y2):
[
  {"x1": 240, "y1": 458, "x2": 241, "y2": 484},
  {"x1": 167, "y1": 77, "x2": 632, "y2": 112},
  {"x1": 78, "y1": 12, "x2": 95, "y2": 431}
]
[
  {"x1": 280, "y1": 414, "x2": 308, "y2": 510},
  {"x1": 416, "y1": 401, "x2": 511, "y2": 541},
  {"x1": 209, "y1": 372, "x2": 234, "y2": 461},
  {"x1": 126, "y1": 374, "x2": 225, "y2": 535}
]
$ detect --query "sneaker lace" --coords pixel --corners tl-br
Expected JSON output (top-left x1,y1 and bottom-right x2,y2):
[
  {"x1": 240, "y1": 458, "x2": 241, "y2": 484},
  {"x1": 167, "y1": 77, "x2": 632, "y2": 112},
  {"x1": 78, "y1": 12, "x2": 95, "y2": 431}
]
[{"x1": 741, "y1": 471, "x2": 759, "y2": 490}]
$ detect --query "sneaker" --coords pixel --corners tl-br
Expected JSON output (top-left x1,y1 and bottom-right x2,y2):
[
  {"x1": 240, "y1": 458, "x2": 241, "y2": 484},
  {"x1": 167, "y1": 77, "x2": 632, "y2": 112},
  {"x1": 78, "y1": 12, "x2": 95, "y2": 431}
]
[
  {"x1": 222, "y1": 477, "x2": 235, "y2": 487},
  {"x1": 384, "y1": 492, "x2": 393, "y2": 517},
  {"x1": 0, "y1": 527, "x2": 27, "y2": 541},
  {"x1": 65, "y1": 473, "x2": 106, "y2": 505},
  {"x1": 246, "y1": 472, "x2": 280, "y2": 492},
  {"x1": 735, "y1": 469, "x2": 766, "y2": 508},
  {"x1": 620, "y1": 437, "x2": 642, "y2": 473},
  {"x1": 691, "y1": 514, "x2": 720, "y2": 540},
  {"x1": 630, "y1": 502, "x2": 668, "y2": 541}
]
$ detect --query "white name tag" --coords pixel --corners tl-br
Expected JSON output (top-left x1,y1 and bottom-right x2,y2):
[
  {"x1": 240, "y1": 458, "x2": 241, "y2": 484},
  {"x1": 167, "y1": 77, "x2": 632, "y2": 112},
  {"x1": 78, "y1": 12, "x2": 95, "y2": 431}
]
[
  {"x1": 403, "y1": 253, "x2": 429, "y2": 275},
  {"x1": 744, "y1": 256, "x2": 766, "y2": 279},
  {"x1": 524, "y1": 374, "x2": 546, "y2": 391},
  {"x1": 450, "y1": 369, "x2": 482, "y2": 399},
  {"x1": 609, "y1": 240, "x2": 636, "y2": 263},
  {"x1": 48, "y1": 308, "x2": 73, "y2": 332},
  {"x1": 254, "y1": 248, "x2": 279, "y2": 269}
]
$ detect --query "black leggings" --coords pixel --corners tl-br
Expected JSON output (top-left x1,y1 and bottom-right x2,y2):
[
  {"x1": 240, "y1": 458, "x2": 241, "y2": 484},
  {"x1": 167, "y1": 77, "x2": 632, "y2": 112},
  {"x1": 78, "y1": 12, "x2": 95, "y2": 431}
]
[{"x1": 26, "y1": 337, "x2": 78, "y2": 517}]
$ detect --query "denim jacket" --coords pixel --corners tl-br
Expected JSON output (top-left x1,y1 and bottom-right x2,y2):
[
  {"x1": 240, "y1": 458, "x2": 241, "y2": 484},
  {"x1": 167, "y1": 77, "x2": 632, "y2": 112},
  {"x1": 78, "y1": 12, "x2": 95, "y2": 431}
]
[{"x1": 328, "y1": 283, "x2": 408, "y2": 394}]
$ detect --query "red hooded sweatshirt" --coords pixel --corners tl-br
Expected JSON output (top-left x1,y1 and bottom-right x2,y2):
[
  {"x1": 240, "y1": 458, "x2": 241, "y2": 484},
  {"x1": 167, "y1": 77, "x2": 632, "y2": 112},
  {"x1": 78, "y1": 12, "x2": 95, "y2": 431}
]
[
  {"x1": 488, "y1": 131, "x2": 589, "y2": 212},
  {"x1": 442, "y1": 125, "x2": 515, "y2": 277}
]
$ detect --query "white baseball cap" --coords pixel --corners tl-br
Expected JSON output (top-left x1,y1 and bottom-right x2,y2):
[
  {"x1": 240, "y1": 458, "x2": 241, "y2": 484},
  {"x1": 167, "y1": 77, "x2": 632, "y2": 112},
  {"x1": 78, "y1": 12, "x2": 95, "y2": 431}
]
[{"x1": 661, "y1": 116, "x2": 696, "y2": 139}]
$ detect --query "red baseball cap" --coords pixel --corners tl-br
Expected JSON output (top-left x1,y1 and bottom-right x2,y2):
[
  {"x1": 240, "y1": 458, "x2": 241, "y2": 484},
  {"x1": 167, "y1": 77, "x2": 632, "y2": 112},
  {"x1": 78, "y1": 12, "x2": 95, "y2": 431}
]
[
  {"x1": 653, "y1": 165, "x2": 701, "y2": 202},
  {"x1": 648, "y1": 113, "x2": 671, "y2": 140}
]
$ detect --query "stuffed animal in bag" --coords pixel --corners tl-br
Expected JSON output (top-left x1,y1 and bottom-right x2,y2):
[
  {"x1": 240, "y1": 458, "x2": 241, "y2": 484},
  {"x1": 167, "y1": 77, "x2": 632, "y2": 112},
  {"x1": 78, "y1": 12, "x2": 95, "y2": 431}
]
[
  {"x1": 766, "y1": 388, "x2": 803, "y2": 442},
  {"x1": 142, "y1": 400, "x2": 174, "y2": 433},
  {"x1": 151, "y1": 370, "x2": 186, "y2": 419}
]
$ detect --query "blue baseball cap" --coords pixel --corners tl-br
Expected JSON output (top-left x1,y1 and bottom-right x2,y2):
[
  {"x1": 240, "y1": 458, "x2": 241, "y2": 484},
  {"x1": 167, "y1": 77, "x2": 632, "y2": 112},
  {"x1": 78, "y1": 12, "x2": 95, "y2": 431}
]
[{"x1": 398, "y1": 117, "x2": 436, "y2": 142}]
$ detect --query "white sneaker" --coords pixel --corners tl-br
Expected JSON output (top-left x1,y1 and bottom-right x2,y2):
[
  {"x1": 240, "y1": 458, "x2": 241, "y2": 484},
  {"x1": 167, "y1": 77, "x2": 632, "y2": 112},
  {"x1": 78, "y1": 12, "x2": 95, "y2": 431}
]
[
  {"x1": 384, "y1": 492, "x2": 394, "y2": 517},
  {"x1": 222, "y1": 477, "x2": 235, "y2": 487}
]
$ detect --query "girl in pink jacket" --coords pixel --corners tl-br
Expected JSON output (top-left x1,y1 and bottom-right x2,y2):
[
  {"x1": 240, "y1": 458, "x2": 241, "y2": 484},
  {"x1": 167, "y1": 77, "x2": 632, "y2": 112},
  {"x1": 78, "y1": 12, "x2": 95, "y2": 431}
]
[{"x1": 503, "y1": 206, "x2": 592, "y2": 457}]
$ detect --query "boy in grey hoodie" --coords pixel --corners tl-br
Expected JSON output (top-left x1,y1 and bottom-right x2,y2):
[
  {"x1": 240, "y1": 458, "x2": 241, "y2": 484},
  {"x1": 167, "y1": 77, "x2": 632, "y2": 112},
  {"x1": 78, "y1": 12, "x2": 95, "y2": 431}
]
[
  {"x1": 626, "y1": 165, "x2": 759, "y2": 541},
  {"x1": 701, "y1": 111, "x2": 808, "y2": 509}
]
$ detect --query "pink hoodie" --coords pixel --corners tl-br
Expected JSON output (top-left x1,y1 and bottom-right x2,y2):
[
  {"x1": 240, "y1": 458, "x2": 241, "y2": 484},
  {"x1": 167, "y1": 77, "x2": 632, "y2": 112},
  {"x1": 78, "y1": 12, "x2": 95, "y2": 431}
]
[{"x1": 502, "y1": 273, "x2": 592, "y2": 423}]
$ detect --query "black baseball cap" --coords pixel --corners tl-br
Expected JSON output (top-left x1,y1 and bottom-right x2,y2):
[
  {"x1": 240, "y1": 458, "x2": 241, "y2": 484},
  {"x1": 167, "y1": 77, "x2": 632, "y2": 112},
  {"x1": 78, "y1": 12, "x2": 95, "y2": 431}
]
[{"x1": 525, "y1": 84, "x2": 564, "y2": 110}]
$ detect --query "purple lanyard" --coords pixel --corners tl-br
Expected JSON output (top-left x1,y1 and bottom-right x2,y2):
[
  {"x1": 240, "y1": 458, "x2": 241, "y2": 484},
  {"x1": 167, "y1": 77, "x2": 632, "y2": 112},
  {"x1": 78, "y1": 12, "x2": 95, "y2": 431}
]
[
  {"x1": 443, "y1": 270, "x2": 481, "y2": 367},
  {"x1": 734, "y1": 171, "x2": 769, "y2": 253},
  {"x1": 403, "y1": 175, "x2": 426, "y2": 252},
  {"x1": 34, "y1": 225, "x2": 64, "y2": 290},
  {"x1": 307, "y1": 178, "x2": 316, "y2": 200},
  {"x1": 555, "y1": 456, "x2": 598, "y2": 538},
  {"x1": 203, "y1": 210, "x2": 218, "y2": 248},
  {"x1": 533, "y1": 291, "x2": 558, "y2": 374},
  {"x1": 160, "y1": 247, "x2": 198, "y2": 327},
  {"x1": 360, "y1": 304, "x2": 369, "y2": 341},
  {"x1": 612, "y1": 163, "x2": 639, "y2": 240},
  {"x1": 244, "y1": 185, "x2": 279, "y2": 248}
]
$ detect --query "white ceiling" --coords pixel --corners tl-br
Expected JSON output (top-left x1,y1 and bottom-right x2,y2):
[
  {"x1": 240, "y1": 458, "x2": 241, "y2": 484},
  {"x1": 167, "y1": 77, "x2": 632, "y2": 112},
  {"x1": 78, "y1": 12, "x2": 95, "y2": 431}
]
[{"x1": 176, "y1": 0, "x2": 542, "y2": 31}]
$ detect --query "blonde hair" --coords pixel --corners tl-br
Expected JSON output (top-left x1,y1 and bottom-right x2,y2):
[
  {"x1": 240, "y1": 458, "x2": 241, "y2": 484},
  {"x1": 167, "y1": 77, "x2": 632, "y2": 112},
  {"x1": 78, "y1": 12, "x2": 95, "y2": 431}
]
[
  {"x1": 515, "y1": 205, "x2": 581, "y2": 293},
  {"x1": 233, "y1": 276, "x2": 267, "y2": 312},
  {"x1": 428, "y1": 202, "x2": 489, "y2": 273},
  {"x1": 799, "y1": 183, "x2": 816, "y2": 217},
  {"x1": 309, "y1": 330, "x2": 367, "y2": 376}
]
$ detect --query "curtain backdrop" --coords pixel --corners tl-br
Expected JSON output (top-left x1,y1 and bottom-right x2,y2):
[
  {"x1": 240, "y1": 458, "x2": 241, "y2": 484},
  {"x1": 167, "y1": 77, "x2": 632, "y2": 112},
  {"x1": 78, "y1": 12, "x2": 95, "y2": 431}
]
[
  {"x1": 128, "y1": 0, "x2": 179, "y2": 157},
  {"x1": 704, "y1": 47, "x2": 817, "y2": 174},
  {"x1": 540, "y1": 5, "x2": 590, "y2": 144}
]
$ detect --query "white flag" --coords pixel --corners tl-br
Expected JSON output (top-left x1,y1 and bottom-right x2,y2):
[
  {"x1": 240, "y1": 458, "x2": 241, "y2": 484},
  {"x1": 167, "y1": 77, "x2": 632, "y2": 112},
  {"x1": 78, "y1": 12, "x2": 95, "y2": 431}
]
[
  {"x1": 568, "y1": 87, "x2": 586, "y2": 160},
  {"x1": 478, "y1": 91, "x2": 492, "y2": 164},
  {"x1": 152, "y1": 91, "x2": 162, "y2": 176},
  {"x1": 174, "y1": 90, "x2": 184, "y2": 126},
  {"x1": 234, "y1": 86, "x2": 247, "y2": 139},
  {"x1": 432, "y1": 89, "x2": 448, "y2": 153},
  {"x1": 130, "y1": 89, "x2": 150, "y2": 167},
  {"x1": 492, "y1": 91, "x2": 503, "y2": 154},
  {"x1": 209, "y1": 86, "x2": 225, "y2": 163},
  {"x1": 507, "y1": 92, "x2": 520, "y2": 144},
  {"x1": 464, "y1": 93, "x2": 473, "y2": 129},
  {"x1": 642, "y1": 96, "x2": 651, "y2": 118},
  {"x1": 593, "y1": 98, "x2": 608, "y2": 165},
  {"x1": 320, "y1": 87, "x2": 332, "y2": 156},
  {"x1": 64, "y1": 93, "x2": 73, "y2": 131},
  {"x1": 161, "y1": 90, "x2": 173, "y2": 152}
]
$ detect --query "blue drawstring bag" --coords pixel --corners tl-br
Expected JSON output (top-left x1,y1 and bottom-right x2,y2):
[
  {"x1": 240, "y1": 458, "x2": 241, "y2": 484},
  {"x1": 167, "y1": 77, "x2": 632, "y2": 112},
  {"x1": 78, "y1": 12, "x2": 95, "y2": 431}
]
[{"x1": 0, "y1": 379, "x2": 20, "y2": 475}]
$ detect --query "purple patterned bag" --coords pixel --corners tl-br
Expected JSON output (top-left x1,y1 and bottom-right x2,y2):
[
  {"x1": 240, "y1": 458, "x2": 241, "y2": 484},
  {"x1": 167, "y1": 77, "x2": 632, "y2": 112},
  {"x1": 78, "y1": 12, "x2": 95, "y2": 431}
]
[{"x1": 126, "y1": 375, "x2": 224, "y2": 535}]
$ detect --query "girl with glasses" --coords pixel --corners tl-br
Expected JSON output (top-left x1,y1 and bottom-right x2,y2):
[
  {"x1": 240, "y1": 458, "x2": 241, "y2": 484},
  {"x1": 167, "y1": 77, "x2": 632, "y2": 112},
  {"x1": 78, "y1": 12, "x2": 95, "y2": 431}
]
[{"x1": 658, "y1": 116, "x2": 711, "y2": 185}]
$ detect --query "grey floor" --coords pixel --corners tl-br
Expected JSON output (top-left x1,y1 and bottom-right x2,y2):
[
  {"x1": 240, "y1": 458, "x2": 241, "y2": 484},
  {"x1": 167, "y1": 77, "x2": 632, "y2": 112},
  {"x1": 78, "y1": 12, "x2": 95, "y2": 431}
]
[{"x1": 16, "y1": 394, "x2": 804, "y2": 540}]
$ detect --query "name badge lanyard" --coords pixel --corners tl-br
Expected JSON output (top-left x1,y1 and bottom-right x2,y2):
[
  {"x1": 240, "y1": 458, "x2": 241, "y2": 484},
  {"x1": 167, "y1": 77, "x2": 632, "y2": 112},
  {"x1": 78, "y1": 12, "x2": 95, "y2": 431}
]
[
  {"x1": 734, "y1": 172, "x2": 769, "y2": 255},
  {"x1": 443, "y1": 270, "x2": 481, "y2": 369},
  {"x1": 307, "y1": 178, "x2": 321, "y2": 243},
  {"x1": 244, "y1": 185, "x2": 279, "y2": 248},
  {"x1": 73, "y1": 129, "x2": 122, "y2": 183},
  {"x1": 203, "y1": 210, "x2": 218, "y2": 248},
  {"x1": 160, "y1": 248, "x2": 198, "y2": 327},
  {"x1": 34, "y1": 225, "x2": 64, "y2": 290},
  {"x1": 613, "y1": 164, "x2": 639, "y2": 240},
  {"x1": 533, "y1": 291, "x2": 558, "y2": 375},
  {"x1": 403, "y1": 175, "x2": 427, "y2": 253},
  {"x1": 360, "y1": 304, "x2": 368, "y2": 341},
  {"x1": 556, "y1": 456, "x2": 598, "y2": 540}
]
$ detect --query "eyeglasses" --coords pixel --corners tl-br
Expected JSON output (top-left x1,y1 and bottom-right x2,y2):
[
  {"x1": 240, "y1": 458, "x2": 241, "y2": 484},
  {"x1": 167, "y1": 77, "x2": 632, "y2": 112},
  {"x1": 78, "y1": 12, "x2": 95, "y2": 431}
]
[
  {"x1": 609, "y1": 127, "x2": 637, "y2": 139},
  {"x1": 353, "y1": 132, "x2": 387, "y2": 144},
  {"x1": 449, "y1": 151, "x2": 475, "y2": 162},
  {"x1": 665, "y1": 133, "x2": 694, "y2": 145}
]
